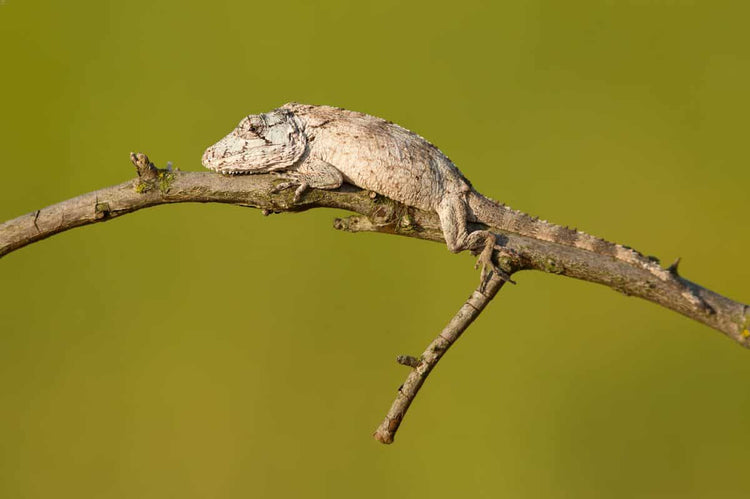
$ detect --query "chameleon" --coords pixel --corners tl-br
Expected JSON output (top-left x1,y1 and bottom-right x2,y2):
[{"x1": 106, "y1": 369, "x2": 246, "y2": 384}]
[{"x1": 201, "y1": 103, "x2": 704, "y2": 306}]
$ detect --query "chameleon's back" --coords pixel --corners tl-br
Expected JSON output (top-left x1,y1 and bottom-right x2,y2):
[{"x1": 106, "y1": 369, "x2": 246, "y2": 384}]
[{"x1": 283, "y1": 103, "x2": 472, "y2": 212}]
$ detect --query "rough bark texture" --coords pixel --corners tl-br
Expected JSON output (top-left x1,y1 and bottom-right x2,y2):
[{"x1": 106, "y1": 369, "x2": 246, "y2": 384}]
[{"x1": 1, "y1": 155, "x2": 748, "y2": 350}]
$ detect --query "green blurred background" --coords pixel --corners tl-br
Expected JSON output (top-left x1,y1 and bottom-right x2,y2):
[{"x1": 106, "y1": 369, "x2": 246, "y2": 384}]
[{"x1": 1, "y1": 1, "x2": 749, "y2": 497}]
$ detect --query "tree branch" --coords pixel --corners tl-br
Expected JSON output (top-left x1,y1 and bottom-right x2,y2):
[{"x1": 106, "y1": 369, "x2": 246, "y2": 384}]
[
  {"x1": 2, "y1": 153, "x2": 748, "y2": 350},
  {"x1": 2, "y1": 152, "x2": 748, "y2": 444}
]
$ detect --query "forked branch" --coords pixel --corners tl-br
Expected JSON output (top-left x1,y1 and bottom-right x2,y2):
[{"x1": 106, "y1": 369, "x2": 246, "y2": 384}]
[{"x1": 1, "y1": 153, "x2": 748, "y2": 443}]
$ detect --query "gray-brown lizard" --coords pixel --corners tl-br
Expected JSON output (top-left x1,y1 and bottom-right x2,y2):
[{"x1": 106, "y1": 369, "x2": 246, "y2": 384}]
[{"x1": 201, "y1": 103, "x2": 703, "y2": 306}]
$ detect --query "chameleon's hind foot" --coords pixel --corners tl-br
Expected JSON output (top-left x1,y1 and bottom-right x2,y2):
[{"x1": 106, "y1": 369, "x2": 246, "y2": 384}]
[{"x1": 474, "y1": 237, "x2": 516, "y2": 287}]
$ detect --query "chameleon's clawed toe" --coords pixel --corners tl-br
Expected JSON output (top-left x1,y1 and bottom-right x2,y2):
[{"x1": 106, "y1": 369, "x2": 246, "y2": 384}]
[
  {"x1": 293, "y1": 182, "x2": 310, "y2": 203},
  {"x1": 271, "y1": 181, "x2": 295, "y2": 194},
  {"x1": 475, "y1": 243, "x2": 515, "y2": 286},
  {"x1": 272, "y1": 180, "x2": 309, "y2": 203}
]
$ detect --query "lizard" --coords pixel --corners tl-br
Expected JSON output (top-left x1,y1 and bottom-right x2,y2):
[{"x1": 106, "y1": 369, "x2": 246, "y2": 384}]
[{"x1": 201, "y1": 103, "x2": 707, "y2": 309}]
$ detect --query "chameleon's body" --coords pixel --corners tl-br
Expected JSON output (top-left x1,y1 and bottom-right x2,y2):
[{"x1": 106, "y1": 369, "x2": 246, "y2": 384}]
[{"x1": 202, "y1": 103, "x2": 681, "y2": 291}]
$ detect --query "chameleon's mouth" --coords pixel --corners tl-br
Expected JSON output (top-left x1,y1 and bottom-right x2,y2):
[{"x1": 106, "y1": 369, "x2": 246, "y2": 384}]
[{"x1": 201, "y1": 151, "x2": 250, "y2": 175}]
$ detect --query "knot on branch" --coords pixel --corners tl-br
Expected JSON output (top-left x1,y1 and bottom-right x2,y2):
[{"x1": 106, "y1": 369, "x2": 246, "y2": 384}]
[
  {"x1": 130, "y1": 152, "x2": 176, "y2": 194},
  {"x1": 130, "y1": 152, "x2": 159, "y2": 180},
  {"x1": 333, "y1": 215, "x2": 378, "y2": 233},
  {"x1": 396, "y1": 355, "x2": 420, "y2": 368}
]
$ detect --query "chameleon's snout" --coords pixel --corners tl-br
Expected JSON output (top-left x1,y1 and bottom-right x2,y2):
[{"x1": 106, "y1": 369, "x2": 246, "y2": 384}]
[
  {"x1": 200, "y1": 146, "x2": 213, "y2": 169},
  {"x1": 201, "y1": 142, "x2": 223, "y2": 171},
  {"x1": 200, "y1": 132, "x2": 233, "y2": 171},
  {"x1": 201, "y1": 132, "x2": 256, "y2": 172}
]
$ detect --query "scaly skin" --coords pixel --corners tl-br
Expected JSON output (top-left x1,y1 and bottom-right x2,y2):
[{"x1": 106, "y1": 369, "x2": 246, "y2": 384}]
[{"x1": 202, "y1": 103, "x2": 702, "y2": 302}]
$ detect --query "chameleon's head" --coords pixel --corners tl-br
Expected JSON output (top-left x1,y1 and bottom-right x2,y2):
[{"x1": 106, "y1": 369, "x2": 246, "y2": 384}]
[{"x1": 201, "y1": 108, "x2": 307, "y2": 175}]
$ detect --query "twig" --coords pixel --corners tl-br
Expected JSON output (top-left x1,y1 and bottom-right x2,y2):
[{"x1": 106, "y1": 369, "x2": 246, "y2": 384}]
[{"x1": 373, "y1": 272, "x2": 508, "y2": 444}]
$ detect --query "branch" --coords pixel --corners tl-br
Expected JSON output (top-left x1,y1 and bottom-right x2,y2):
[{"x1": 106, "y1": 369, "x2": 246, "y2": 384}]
[
  {"x1": 373, "y1": 272, "x2": 507, "y2": 444},
  {"x1": 2, "y1": 153, "x2": 748, "y2": 349},
  {"x1": 2, "y1": 152, "x2": 748, "y2": 444}
]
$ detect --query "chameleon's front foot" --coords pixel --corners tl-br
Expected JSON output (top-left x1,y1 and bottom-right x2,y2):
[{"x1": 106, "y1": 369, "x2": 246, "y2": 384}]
[{"x1": 271, "y1": 180, "x2": 309, "y2": 203}]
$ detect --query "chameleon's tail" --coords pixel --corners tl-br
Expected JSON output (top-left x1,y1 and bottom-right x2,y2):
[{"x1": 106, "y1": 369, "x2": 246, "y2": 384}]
[{"x1": 468, "y1": 192, "x2": 672, "y2": 282}]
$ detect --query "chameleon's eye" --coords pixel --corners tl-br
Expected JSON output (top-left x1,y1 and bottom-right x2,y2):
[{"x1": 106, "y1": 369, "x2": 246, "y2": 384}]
[
  {"x1": 247, "y1": 117, "x2": 265, "y2": 135},
  {"x1": 237, "y1": 116, "x2": 265, "y2": 139}
]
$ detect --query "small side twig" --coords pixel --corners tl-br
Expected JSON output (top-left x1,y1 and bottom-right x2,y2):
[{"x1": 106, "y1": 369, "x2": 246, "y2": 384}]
[
  {"x1": 373, "y1": 272, "x2": 508, "y2": 444},
  {"x1": 130, "y1": 151, "x2": 159, "y2": 180}
]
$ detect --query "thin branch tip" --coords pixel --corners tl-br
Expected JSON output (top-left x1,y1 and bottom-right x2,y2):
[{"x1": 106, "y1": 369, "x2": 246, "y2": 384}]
[{"x1": 373, "y1": 273, "x2": 507, "y2": 444}]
